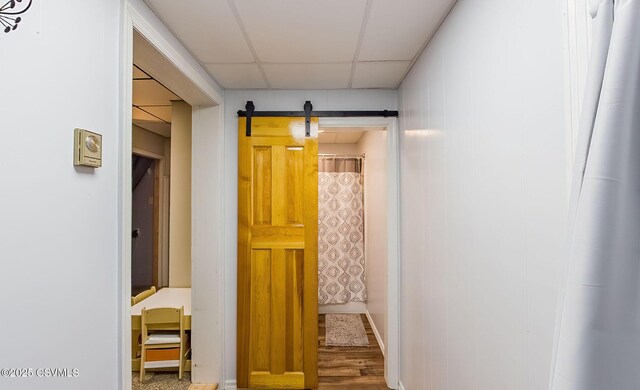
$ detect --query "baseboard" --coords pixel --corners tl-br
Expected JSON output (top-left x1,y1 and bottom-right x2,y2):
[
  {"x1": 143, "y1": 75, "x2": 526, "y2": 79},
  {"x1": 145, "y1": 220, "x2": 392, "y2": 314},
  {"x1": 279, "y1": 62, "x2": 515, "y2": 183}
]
[
  {"x1": 365, "y1": 310, "x2": 385, "y2": 357},
  {"x1": 224, "y1": 379, "x2": 236, "y2": 389},
  {"x1": 398, "y1": 380, "x2": 406, "y2": 390}
]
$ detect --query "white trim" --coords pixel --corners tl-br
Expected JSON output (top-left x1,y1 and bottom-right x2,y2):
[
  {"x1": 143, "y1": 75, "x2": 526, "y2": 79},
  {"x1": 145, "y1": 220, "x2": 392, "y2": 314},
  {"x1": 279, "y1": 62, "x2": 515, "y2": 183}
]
[
  {"x1": 224, "y1": 379, "x2": 237, "y2": 389},
  {"x1": 398, "y1": 380, "x2": 406, "y2": 390},
  {"x1": 120, "y1": 2, "x2": 224, "y2": 389},
  {"x1": 118, "y1": 10, "x2": 134, "y2": 390},
  {"x1": 366, "y1": 310, "x2": 385, "y2": 357},
  {"x1": 318, "y1": 116, "x2": 400, "y2": 389}
]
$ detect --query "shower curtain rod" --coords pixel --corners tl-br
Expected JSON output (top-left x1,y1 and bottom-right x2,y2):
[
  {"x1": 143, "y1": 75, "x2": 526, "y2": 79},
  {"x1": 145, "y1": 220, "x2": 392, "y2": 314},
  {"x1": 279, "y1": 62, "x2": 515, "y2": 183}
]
[{"x1": 318, "y1": 153, "x2": 365, "y2": 159}]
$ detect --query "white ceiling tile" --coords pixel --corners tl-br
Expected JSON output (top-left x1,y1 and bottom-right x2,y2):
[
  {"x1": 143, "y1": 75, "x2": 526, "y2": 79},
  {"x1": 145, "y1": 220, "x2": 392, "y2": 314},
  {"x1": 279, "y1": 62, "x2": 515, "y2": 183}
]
[
  {"x1": 352, "y1": 61, "x2": 411, "y2": 88},
  {"x1": 337, "y1": 131, "x2": 364, "y2": 143},
  {"x1": 235, "y1": 0, "x2": 367, "y2": 63},
  {"x1": 358, "y1": 0, "x2": 456, "y2": 61},
  {"x1": 140, "y1": 106, "x2": 172, "y2": 122},
  {"x1": 204, "y1": 63, "x2": 268, "y2": 89},
  {"x1": 318, "y1": 131, "x2": 364, "y2": 144},
  {"x1": 263, "y1": 63, "x2": 351, "y2": 89},
  {"x1": 318, "y1": 132, "x2": 337, "y2": 144},
  {"x1": 133, "y1": 107, "x2": 160, "y2": 122},
  {"x1": 133, "y1": 65, "x2": 150, "y2": 79},
  {"x1": 144, "y1": 0, "x2": 254, "y2": 63},
  {"x1": 133, "y1": 79, "x2": 180, "y2": 106}
]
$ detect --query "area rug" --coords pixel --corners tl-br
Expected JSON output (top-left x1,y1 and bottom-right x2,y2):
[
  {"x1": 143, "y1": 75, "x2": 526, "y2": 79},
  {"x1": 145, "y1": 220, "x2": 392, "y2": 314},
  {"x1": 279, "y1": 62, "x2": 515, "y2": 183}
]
[
  {"x1": 132, "y1": 371, "x2": 191, "y2": 390},
  {"x1": 325, "y1": 313, "x2": 369, "y2": 347}
]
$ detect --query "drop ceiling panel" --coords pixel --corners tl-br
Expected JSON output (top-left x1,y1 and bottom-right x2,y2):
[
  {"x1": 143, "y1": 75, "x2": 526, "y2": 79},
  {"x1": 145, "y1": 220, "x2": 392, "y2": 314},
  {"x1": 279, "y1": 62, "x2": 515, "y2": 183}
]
[
  {"x1": 235, "y1": 0, "x2": 367, "y2": 63},
  {"x1": 336, "y1": 131, "x2": 364, "y2": 143},
  {"x1": 133, "y1": 79, "x2": 180, "y2": 106},
  {"x1": 358, "y1": 0, "x2": 455, "y2": 61},
  {"x1": 263, "y1": 63, "x2": 351, "y2": 89},
  {"x1": 133, "y1": 65, "x2": 150, "y2": 79},
  {"x1": 144, "y1": 0, "x2": 254, "y2": 63},
  {"x1": 318, "y1": 132, "x2": 337, "y2": 143},
  {"x1": 141, "y1": 106, "x2": 172, "y2": 122},
  {"x1": 352, "y1": 61, "x2": 411, "y2": 88},
  {"x1": 205, "y1": 63, "x2": 268, "y2": 89},
  {"x1": 318, "y1": 131, "x2": 364, "y2": 144},
  {"x1": 133, "y1": 107, "x2": 160, "y2": 122}
]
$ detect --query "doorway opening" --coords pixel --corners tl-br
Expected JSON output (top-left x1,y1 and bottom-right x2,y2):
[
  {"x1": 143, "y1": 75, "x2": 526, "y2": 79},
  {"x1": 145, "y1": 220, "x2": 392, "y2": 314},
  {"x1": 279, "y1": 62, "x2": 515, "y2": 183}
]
[
  {"x1": 131, "y1": 154, "x2": 161, "y2": 296},
  {"x1": 120, "y1": 6, "x2": 224, "y2": 388},
  {"x1": 318, "y1": 117, "x2": 400, "y2": 389},
  {"x1": 130, "y1": 43, "x2": 194, "y2": 388},
  {"x1": 317, "y1": 125, "x2": 390, "y2": 388}
]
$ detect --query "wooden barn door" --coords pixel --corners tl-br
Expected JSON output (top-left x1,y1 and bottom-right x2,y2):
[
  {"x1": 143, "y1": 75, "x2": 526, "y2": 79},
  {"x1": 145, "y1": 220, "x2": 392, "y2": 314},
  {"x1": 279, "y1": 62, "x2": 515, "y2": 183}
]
[{"x1": 238, "y1": 117, "x2": 318, "y2": 389}]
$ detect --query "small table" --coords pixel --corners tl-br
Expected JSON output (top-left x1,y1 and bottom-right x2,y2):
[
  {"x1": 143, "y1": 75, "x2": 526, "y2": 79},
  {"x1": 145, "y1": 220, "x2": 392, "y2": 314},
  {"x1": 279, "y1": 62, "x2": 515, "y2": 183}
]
[{"x1": 131, "y1": 288, "x2": 191, "y2": 371}]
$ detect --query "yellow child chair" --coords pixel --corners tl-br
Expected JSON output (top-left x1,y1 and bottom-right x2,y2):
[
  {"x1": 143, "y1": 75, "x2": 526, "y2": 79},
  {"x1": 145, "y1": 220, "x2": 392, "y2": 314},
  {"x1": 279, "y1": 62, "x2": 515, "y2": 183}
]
[
  {"x1": 139, "y1": 306, "x2": 189, "y2": 381},
  {"x1": 131, "y1": 286, "x2": 156, "y2": 305}
]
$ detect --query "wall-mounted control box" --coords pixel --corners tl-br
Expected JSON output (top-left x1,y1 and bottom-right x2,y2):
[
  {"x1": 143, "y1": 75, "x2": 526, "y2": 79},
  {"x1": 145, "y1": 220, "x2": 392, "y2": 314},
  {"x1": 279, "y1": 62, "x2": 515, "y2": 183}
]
[{"x1": 74, "y1": 128, "x2": 102, "y2": 168}]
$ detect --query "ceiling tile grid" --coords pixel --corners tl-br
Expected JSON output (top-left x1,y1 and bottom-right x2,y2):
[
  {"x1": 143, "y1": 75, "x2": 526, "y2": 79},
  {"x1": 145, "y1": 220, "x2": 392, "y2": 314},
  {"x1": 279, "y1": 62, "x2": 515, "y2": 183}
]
[{"x1": 144, "y1": 0, "x2": 457, "y2": 90}]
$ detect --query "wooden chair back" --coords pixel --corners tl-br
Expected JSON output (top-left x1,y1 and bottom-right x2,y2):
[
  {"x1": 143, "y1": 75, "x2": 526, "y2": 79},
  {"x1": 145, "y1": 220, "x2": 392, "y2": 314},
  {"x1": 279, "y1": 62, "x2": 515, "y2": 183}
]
[
  {"x1": 132, "y1": 286, "x2": 156, "y2": 305},
  {"x1": 139, "y1": 306, "x2": 187, "y2": 381}
]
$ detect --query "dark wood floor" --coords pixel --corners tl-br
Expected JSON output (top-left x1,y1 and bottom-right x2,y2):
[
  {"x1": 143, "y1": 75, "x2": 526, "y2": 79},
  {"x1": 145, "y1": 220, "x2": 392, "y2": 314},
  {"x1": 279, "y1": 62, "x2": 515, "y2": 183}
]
[{"x1": 318, "y1": 314, "x2": 389, "y2": 390}]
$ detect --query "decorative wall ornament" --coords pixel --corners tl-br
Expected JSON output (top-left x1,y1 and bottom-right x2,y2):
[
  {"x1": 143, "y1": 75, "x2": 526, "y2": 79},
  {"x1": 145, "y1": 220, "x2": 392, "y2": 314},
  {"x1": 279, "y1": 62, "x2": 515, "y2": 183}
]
[{"x1": 1, "y1": 0, "x2": 32, "y2": 33}]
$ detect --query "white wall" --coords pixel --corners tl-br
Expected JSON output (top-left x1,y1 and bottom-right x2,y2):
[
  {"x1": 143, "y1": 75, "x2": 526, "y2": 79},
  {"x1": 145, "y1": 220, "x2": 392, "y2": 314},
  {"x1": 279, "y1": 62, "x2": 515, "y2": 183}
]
[
  {"x1": 398, "y1": 0, "x2": 569, "y2": 389},
  {"x1": 318, "y1": 143, "x2": 359, "y2": 154},
  {"x1": 357, "y1": 131, "x2": 388, "y2": 354},
  {"x1": 169, "y1": 101, "x2": 192, "y2": 287},
  {"x1": 191, "y1": 104, "x2": 225, "y2": 384},
  {"x1": 0, "y1": 1, "x2": 121, "y2": 389},
  {"x1": 223, "y1": 89, "x2": 398, "y2": 382}
]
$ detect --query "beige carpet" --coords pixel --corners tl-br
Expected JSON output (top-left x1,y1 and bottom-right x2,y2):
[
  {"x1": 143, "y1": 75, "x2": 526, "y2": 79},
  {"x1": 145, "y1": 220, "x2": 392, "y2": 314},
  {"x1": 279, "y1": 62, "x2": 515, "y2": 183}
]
[
  {"x1": 132, "y1": 371, "x2": 191, "y2": 390},
  {"x1": 325, "y1": 313, "x2": 369, "y2": 347}
]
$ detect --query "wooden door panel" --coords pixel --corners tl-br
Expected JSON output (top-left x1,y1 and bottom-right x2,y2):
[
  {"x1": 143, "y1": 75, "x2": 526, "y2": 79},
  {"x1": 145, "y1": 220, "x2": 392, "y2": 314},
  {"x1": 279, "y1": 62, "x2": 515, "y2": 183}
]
[{"x1": 238, "y1": 117, "x2": 318, "y2": 389}]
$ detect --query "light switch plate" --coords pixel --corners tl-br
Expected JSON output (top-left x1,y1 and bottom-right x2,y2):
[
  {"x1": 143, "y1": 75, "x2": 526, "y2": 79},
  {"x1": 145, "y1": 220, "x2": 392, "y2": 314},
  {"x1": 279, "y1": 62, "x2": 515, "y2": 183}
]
[{"x1": 74, "y1": 128, "x2": 102, "y2": 168}]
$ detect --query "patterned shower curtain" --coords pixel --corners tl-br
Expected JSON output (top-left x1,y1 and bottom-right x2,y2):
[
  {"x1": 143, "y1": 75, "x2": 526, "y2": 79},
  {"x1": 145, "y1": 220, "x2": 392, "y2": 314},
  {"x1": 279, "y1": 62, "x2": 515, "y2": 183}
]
[{"x1": 318, "y1": 156, "x2": 366, "y2": 304}]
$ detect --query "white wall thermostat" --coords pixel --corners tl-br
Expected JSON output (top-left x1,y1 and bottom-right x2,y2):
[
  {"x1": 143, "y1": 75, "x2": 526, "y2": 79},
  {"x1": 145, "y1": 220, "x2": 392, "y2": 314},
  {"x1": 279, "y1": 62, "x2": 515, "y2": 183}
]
[{"x1": 74, "y1": 128, "x2": 102, "y2": 168}]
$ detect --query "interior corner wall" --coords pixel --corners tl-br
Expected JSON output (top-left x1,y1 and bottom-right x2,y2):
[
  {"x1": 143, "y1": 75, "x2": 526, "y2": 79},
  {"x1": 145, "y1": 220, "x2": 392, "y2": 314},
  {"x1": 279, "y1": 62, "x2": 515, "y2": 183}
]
[
  {"x1": 0, "y1": 1, "x2": 121, "y2": 389},
  {"x1": 169, "y1": 101, "x2": 192, "y2": 287},
  {"x1": 357, "y1": 131, "x2": 388, "y2": 355},
  {"x1": 397, "y1": 1, "x2": 568, "y2": 389},
  {"x1": 223, "y1": 89, "x2": 398, "y2": 381}
]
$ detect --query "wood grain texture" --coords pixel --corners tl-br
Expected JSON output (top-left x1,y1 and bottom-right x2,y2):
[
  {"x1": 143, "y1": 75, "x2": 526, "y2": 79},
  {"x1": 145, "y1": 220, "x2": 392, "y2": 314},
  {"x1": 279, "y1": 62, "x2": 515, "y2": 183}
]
[
  {"x1": 238, "y1": 117, "x2": 319, "y2": 389},
  {"x1": 237, "y1": 117, "x2": 252, "y2": 388},
  {"x1": 302, "y1": 128, "x2": 319, "y2": 389}
]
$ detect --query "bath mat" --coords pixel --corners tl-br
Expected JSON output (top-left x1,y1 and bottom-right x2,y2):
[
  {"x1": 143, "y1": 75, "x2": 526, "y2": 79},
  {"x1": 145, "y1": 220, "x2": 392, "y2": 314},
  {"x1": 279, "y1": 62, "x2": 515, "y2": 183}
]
[{"x1": 325, "y1": 313, "x2": 369, "y2": 347}]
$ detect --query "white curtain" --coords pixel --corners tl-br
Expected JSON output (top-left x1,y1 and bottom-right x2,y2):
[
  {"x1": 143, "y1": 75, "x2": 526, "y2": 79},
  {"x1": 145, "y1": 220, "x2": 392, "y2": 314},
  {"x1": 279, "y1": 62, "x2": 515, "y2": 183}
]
[
  {"x1": 550, "y1": 1, "x2": 640, "y2": 389},
  {"x1": 318, "y1": 172, "x2": 366, "y2": 304}
]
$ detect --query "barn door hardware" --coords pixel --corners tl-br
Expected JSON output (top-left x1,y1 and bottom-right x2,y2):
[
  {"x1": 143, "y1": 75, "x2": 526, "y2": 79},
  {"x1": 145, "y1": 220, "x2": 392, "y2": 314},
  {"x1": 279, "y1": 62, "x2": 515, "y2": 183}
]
[{"x1": 237, "y1": 101, "x2": 399, "y2": 137}]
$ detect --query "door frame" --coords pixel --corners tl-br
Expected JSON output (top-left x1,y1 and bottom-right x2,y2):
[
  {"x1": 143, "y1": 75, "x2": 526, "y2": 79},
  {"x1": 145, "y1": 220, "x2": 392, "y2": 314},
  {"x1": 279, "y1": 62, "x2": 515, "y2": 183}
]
[
  {"x1": 318, "y1": 116, "x2": 400, "y2": 389},
  {"x1": 119, "y1": 1, "x2": 224, "y2": 389},
  {"x1": 131, "y1": 150, "x2": 164, "y2": 289}
]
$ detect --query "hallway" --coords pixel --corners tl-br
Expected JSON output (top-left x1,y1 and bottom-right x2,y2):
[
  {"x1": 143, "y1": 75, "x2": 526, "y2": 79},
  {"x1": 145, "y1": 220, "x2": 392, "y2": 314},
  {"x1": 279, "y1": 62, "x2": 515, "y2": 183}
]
[{"x1": 318, "y1": 314, "x2": 388, "y2": 389}]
